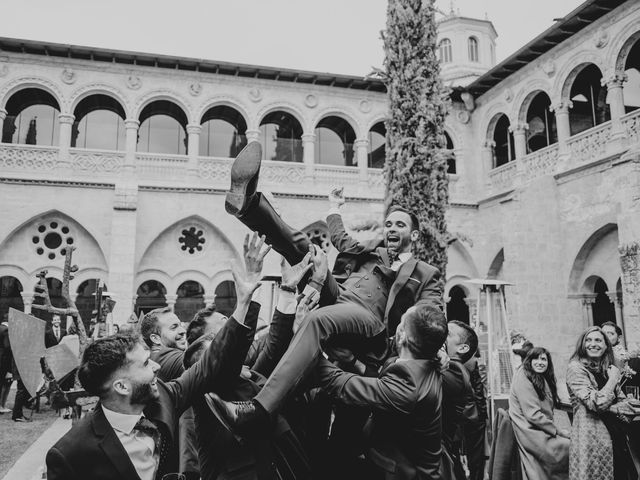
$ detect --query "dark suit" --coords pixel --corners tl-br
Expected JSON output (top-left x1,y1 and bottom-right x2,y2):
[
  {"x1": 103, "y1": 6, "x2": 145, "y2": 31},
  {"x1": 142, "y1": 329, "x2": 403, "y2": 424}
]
[
  {"x1": 45, "y1": 311, "x2": 255, "y2": 480},
  {"x1": 0, "y1": 323, "x2": 10, "y2": 379},
  {"x1": 45, "y1": 325, "x2": 66, "y2": 348},
  {"x1": 237, "y1": 194, "x2": 442, "y2": 414},
  {"x1": 317, "y1": 356, "x2": 443, "y2": 480}
]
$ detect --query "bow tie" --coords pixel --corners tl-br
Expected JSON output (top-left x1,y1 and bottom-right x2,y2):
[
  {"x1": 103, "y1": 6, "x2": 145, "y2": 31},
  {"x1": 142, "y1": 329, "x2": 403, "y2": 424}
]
[{"x1": 387, "y1": 249, "x2": 400, "y2": 264}]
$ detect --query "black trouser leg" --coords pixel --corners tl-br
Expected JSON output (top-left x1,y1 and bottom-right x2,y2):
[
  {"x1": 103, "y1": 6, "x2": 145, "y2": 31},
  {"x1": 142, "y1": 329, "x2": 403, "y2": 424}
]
[{"x1": 12, "y1": 379, "x2": 28, "y2": 420}]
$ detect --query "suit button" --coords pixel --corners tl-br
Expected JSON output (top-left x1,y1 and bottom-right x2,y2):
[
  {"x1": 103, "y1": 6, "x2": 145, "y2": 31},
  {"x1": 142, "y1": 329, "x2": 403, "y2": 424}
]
[
  {"x1": 377, "y1": 286, "x2": 381, "y2": 290},
  {"x1": 364, "y1": 276, "x2": 369, "y2": 280},
  {"x1": 367, "y1": 293, "x2": 372, "y2": 297},
  {"x1": 355, "y1": 284, "x2": 360, "y2": 288}
]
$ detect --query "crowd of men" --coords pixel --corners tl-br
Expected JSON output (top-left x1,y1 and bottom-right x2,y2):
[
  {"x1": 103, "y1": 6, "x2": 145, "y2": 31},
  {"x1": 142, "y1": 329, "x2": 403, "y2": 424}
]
[{"x1": 41, "y1": 142, "x2": 488, "y2": 480}]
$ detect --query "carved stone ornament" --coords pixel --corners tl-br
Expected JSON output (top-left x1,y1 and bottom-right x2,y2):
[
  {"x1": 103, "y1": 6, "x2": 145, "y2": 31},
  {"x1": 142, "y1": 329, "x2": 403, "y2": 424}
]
[
  {"x1": 504, "y1": 88, "x2": 513, "y2": 102},
  {"x1": 457, "y1": 110, "x2": 470, "y2": 124},
  {"x1": 0, "y1": 65, "x2": 8, "y2": 78},
  {"x1": 126, "y1": 75, "x2": 142, "y2": 90},
  {"x1": 248, "y1": 88, "x2": 262, "y2": 102},
  {"x1": 61, "y1": 68, "x2": 76, "y2": 84},
  {"x1": 359, "y1": 99, "x2": 371, "y2": 113},
  {"x1": 541, "y1": 61, "x2": 555, "y2": 77},
  {"x1": 594, "y1": 28, "x2": 609, "y2": 49},
  {"x1": 305, "y1": 94, "x2": 319, "y2": 108},
  {"x1": 189, "y1": 82, "x2": 202, "y2": 96}
]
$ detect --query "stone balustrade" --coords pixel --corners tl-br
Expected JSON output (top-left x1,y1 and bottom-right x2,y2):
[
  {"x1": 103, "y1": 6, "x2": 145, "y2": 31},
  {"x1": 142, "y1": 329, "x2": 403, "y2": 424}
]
[
  {"x1": 622, "y1": 109, "x2": 640, "y2": 146},
  {"x1": 69, "y1": 148, "x2": 125, "y2": 176},
  {"x1": 566, "y1": 121, "x2": 612, "y2": 164},
  {"x1": 489, "y1": 161, "x2": 517, "y2": 193},
  {"x1": 521, "y1": 143, "x2": 559, "y2": 182}
]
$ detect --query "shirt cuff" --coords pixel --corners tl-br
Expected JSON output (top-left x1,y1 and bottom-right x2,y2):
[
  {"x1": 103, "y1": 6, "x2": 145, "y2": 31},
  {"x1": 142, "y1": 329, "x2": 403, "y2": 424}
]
[
  {"x1": 302, "y1": 284, "x2": 321, "y2": 297},
  {"x1": 327, "y1": 207, "x2": 341, "y2": 217},
  {"x1": 276, "y1": 290, "x2": 297, "y2": 314}
]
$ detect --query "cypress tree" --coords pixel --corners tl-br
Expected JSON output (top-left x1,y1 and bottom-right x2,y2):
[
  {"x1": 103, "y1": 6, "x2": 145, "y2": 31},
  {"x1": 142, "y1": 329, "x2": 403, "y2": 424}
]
[{"x1": 383, "y1": 0, "x2": 450, "y2": 276}]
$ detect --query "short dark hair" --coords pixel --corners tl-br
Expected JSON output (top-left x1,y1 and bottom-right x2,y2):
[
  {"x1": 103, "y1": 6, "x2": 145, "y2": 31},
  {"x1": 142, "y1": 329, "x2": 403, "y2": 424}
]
[
  {"x1": 386, "y1": 205, "x2": 420, "y2": 232},
  {"x1": 140, "y1": 307, "x2": 171, "y2": 347},
  {"x1": 186, "y1": 304, "x2": 218, "y2": 345},
  {"x1": 404, "y1": 305, "x2": 448, "y2": 359},
  {"x1": 601, "y1": 321, "x2": 622, "y2": 337},
  {"x1": 183, "y1": 331, "x2": 216, "y2": 368},
  {"x1": 78, "y1": 332, "x2": 142, "y2": 396},
  {"x1": 449, "y1": 320, "x2": 478, "y2": 363}
]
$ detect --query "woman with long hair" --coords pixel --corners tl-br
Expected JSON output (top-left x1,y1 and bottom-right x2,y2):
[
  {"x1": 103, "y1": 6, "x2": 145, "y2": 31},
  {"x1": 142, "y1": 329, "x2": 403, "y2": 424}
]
[
  {"x1": 509, "y1": 346, "x2": 569, "y2": 480},
  {"x1": 566, "y1": 326, "x2": 640, "y2": 480}
]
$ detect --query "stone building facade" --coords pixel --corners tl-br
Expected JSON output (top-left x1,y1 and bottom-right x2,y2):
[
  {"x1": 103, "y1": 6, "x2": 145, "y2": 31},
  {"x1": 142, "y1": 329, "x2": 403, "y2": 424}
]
[{"x1": 1, "y1": 0, "x2": 639, "y2": 386}]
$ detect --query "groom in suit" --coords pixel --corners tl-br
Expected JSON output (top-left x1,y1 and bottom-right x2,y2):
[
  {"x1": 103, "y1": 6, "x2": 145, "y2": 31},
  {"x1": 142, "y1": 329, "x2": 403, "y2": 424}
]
[
  {"x1": 208, "y1": 141, "x2": 443, "y2": 430},
  {"x1": 45, "y1": 236, "x2": 271, "y2": 480}
]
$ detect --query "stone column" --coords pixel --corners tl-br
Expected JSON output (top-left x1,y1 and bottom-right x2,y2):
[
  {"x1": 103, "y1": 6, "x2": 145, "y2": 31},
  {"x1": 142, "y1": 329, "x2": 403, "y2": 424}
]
[
  {"x1": 603, "y1": 73, "x2": 627, "y2": 139},
  {"x1": 581, "y1": 296, "x2": 596, "y2": 327},
  {"x1": 465, "y1": 297, "x2": 478, "y2": 327},
  {"x1": 511, "y1": 123, "x2": 528, "y2": 160},
  {"x1": 551, "y1": 102, "x2": 571, "y2": 156},
  {"x1": 186, "y1": 124, "x2": 201, "y2": 177},
  {"x1": 166, "y1": 294, "x2": 178, "y2": 312},
  {"x1": 58, "y1": 114, "x2": 75, "y2": 169},
  {"x1": 0, "y1": 109, "x2": 7, "y2": 142},
  {"x1": 354, "y1": 138, "x2": 369, "y2": 185},
  {"x1": 245, "y1": 129, "x2": 261, "y2": 144},
  {"x1": 20, "y1": 292, "x2": 33, "y2": 314},
  {"x1": 203, "y1": 293, "x2": 216, "y2": 307},
  {"x1": 608, "y1": 292, "x2": 626, "y2": 347},
  {"x1": 482, "y1": 140, "x2": 495, "y2": 184},
  {"x1": 302, "y1": 133, "x2": 316, "y2": 178},
  {"x1": 124, "y1": 119, "x2": 140, "y2": 175}
]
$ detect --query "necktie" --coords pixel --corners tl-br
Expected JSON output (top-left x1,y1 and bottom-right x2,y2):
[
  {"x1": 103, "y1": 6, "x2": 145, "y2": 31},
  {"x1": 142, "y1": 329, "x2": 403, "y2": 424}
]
[{"x1": 133, "y1": 417, "x2": 160, "y2": 452}]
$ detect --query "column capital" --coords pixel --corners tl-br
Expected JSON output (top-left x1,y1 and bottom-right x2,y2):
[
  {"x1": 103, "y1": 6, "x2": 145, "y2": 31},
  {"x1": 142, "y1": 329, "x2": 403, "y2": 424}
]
[
  {"x1": 58, "y1": 114, "x2": 75, "y2": 125},
  {"x1": 482, "y1": 139, "x2": 496, "y2": 149},
  {"x1": 203, "y1": 294, "x2": 216, "y2": 305},
  {"x1": 124, "y1": 119, "x2": 140, "y2": 130},
  {"x1": 463, "y1": 297, "x2": 478, "y2": 307},
  {"x1": 186, "y1": 124, "x2": 202, "y2": 135},
  {"x1": 509, "y1": 123, "x2": 528, "y2": 135},
  {"x1": 20, "y1": 291, "x2": 34, "y2": 304},
  {"x1": 165, "y1": 294, "x2": 178, "y2": 309},
  {"x1": 581, "y1": 294, "x2": 597, "y2": 306},
  {"x1": 301, "y1": 133, "x2": 316, "y2": 143},
  {"x1": 354, "y1": 138, "x2": 369, "y2": 149},
  {"x1": 602, "y1": 72, "x2": 627, "y2": 89},
  {"x1": 550, "y1": 101, "x2": 572, "y2": 114},
  {"x1": 606, "y1": 292, "x2": 621, "y2": 305},
  {"x1": 245, "y1": 129, "x2": 261, "y2": 142}
]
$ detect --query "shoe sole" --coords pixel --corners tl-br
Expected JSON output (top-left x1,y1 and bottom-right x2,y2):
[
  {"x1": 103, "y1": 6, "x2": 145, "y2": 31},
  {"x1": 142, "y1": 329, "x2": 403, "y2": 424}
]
[
  {"x1": 225, "y1": 141, "x2": 262, "y2": 216},
  {"x1": 204, "y1": 393, "x2": 245, "y2": 445}
]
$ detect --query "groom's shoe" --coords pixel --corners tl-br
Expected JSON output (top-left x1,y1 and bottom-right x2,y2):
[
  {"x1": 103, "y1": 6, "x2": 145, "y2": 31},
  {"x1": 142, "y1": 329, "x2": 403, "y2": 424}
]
[
  {"x1": 225, "y1": 141, "x2": 262, "y2": 216},
  {"x1": 205, "y1": 393, "x2": 266, "y2": 440}
]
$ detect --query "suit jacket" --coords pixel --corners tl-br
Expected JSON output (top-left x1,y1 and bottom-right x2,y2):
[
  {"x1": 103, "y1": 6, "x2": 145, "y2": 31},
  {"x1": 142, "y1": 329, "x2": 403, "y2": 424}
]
[
  {"x1": 0, "y1": 323, "x2": 11, "y2": 377},
  {"x1": 327, "y1": 213, "x2": 442, "y2": 334},
  {"x1": 318, "y1": 356, "x2": 443, "y2": 480},
  {"x1": 151, "y1": 346, "x2": 185, "y2": 382},
  {"x1": 45, "y1": 326, "x2": 67, "y2": 348},
  {"x1": 45, "y1": 311, "x2": 254, "y2": 480}
]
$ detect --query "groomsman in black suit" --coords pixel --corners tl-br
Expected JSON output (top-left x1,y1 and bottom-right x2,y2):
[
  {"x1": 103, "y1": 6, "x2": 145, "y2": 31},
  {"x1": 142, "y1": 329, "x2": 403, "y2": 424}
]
[
  {"x1": 45, "y1": 237, "x2": 271, "y2": 480},
  {"x1": 45, "y1": 314, "x2": 66, "y2": 348},
  {"x1": 208, "y1": 141, "x2": 443, "y2": 433}
]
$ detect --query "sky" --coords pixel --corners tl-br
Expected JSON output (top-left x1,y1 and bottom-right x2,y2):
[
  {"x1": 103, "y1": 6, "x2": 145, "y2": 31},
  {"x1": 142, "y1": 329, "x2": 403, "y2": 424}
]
[{"x1": 1, "y1": 0, "x2": 585, "y2": 76}]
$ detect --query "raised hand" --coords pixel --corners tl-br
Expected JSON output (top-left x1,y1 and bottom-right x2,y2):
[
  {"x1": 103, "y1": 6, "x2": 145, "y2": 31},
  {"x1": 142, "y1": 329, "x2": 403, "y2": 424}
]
[
  {"x1": 328, "y1": 187, "x2": 345, "y2": 209},
  {"x1": 292, "y1": 291, "x2": 319, "y2": 335},
  {"x1": 280, "y1": 251, "x2": 313, "y2": 292},
  {"x1": 310, "y1": 244, "x2": 329, "y2": 286},
  {"x1": 243, "y1": 232, "x2": 272, "y2": 282}
]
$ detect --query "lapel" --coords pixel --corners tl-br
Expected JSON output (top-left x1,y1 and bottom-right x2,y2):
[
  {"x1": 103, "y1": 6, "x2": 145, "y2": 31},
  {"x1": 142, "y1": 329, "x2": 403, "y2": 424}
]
[
  {"x1": 385, "y1": 258, "x2": 418, "y2": 317},
  {"x1": 143, "y1": 384, "x2": 175, "y2": 447},
  {"x1": 377, "y1": 247, "x2": 392, "y2": 268},
  {"x1": 92, "y1": 404, "x2": 142, "y2": 480}
]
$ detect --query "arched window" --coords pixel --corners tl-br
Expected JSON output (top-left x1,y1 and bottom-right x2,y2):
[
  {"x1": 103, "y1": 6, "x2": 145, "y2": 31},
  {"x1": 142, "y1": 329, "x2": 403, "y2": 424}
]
[
  {"x1": 200, "y1": 106, "x2": 247, "y2": 157},
  {"x1": 259, "y1": 111, "x2": 303, "y2": 162},
  {"x1": 135, "y1": 280, "x2": 167, "y2": 316},
  {"x1": 468, "y1": 37, "x2": 479, "y2": 62},
  {"x1": 569, "y1": 64, "x2": 610, "y2": 136},
  {"x1": 439, "y1": 38, "x2": 452, "y2": 64},
  {"x1": 0, "y1": 276, "x2": 23, "y2": 323},
  {"x1": 2, "y1": 88, "x2": 60, "y2": 145},
  {"x1": 138, "y1": 101, "x2": 188, "y2": 155},
  {"x1": 492, "y1": 114, "x2": 515, "y2": 168},
  {"x1": 175, "y1": 280, "x2": 205, "y2": 323},
  {"x1": 72, "y1": 94, "x2": 126, "y2": 150},
  {"x1": 525, "y1": 92, "x2": 557, "y2": 152},
  {"x1": 623, "y1": 37, "x2": 640, "y2": 113},
  {"x1": 314, "y1": 116, "x2": 356, "y2": 166},
  {"x1": 443, "y1": 131, "x2": 456, "y2": 174},
  {"x1": 446, "y1": 285, "x2": 469, "y2": 324},
  {"x1": 368, "y1": 122, "x2": 386, "y2": 168},
  {"x1": 76, "y1": 279, "x2": 108, "y2": 329},
  {"x1": 214, "y1": 281, "x2": 237, "y2": 317},
  {"x1": 592, "y1": 278, "x2": 615, "y2": 326}
]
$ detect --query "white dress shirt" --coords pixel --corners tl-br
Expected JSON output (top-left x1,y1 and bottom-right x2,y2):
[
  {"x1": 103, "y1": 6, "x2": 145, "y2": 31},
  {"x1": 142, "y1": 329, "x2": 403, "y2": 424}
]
[
  {"x1": 392, "y1": 252, "x2": 412, "y2": 271},
  {"x1": 101, "y1": 405, "x2": 158, "y2": 480}
]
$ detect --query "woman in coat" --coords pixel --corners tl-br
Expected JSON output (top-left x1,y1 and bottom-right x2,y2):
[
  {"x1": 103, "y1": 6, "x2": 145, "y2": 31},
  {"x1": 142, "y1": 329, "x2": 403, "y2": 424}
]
[
  {"x1": 509, "y1": 346, "x2": 569, "y2": 480},
  {"x1": 566, "y1": 326, "x2": 640, "y2": 480}
]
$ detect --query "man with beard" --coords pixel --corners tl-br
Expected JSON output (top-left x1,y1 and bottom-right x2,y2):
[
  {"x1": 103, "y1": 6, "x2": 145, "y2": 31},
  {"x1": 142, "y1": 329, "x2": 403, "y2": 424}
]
[
  {"x1": 45, "y1": 237, "x2": 271, "y2": 480},
  {"x1": 140, "y1": 308, "x2": 188, "y2": 381},
  {"x1": 207, "y1": 141, "x2": 443, "y2": 433},
  {"x1": 316, "y1": 304, "x2": 447, "y2": 480}
]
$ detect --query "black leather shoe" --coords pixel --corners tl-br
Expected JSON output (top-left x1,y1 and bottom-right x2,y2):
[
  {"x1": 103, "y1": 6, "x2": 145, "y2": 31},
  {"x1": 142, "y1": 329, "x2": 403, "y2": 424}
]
[
  {"x1": 225, "y1": 141, "x2": 262, "y2": 217},
  {"x1": 205, "y1": 393, "x2": 262, "y2": 440}
]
